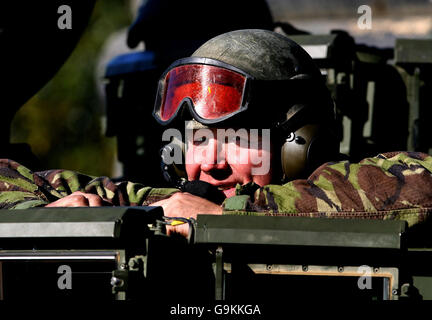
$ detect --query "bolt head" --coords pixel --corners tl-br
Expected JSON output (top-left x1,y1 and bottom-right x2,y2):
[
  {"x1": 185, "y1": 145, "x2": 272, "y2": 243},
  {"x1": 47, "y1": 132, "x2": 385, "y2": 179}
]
[{"x1": 110, "y1": 277, "x2": 124, "y2": 287}]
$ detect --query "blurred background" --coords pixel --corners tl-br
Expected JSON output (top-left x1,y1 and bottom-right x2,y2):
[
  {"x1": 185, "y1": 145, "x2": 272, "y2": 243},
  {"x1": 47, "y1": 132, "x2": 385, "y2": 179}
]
[
  {"x1": 6, "y1": 0, "x2": 432, "y2": 179},
  {"x1": 269, "y1": 0, "x2": 432, "y2": 47},
  {"x1": 9, "y1": 0, "x2": 137, "y2": 177}
]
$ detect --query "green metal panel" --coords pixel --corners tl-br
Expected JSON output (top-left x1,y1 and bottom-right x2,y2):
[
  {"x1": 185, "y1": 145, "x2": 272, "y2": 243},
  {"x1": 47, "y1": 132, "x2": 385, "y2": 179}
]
[
  {"x1": 412, "y1": 276, "x2": 432, "y2": 300},
  {"x1": 289, "y1": 33, "x2": 355, "y2": 70},
  {"x1": 289, "y1": 34, "x2": 337, "y2": 60},
  {"x1": 195, "y1": 215, "x2": 406, "y2": 249},
  {"x1": 0, "y1": 207, "x2": 162, "y2": 238},
  {"x1": 395, "y1": 39, "x2": 432, "y2": 65}
]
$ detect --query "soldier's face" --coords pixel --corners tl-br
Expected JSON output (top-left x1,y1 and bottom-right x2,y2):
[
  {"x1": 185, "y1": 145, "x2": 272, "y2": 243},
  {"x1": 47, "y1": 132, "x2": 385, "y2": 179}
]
[{"x1": 185, "y1": 128, "x2": 273, "y2": 198}]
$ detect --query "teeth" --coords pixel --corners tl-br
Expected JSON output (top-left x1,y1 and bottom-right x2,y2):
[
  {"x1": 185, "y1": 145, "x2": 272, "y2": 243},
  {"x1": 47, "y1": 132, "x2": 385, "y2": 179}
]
[{"x1": 218, "y1": 186, "x2": 233, "y2": 190}]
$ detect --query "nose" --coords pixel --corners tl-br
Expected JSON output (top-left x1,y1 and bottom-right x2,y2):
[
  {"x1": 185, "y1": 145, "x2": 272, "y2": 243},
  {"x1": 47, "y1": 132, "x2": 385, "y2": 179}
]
[{"x1": 200, "y1": 137, "x2": 228, "y2": 172}]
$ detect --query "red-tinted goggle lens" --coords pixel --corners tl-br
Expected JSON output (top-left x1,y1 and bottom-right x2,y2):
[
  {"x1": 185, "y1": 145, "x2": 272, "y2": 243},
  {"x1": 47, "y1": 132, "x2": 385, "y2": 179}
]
[{"x1": 157, "y1": 64, "x2": 247, "y2": 122}]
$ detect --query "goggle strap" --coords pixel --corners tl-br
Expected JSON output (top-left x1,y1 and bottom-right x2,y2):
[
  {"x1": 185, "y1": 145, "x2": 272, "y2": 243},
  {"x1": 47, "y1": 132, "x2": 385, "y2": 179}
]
[{"x1": 276, "y1": 105, "x2": 310, "y2": 133}]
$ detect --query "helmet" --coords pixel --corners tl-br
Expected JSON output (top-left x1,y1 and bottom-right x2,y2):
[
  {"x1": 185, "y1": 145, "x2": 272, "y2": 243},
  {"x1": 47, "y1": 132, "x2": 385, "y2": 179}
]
[{"x1": 155, "y1": 29, "x2": 339, "y2": 183}]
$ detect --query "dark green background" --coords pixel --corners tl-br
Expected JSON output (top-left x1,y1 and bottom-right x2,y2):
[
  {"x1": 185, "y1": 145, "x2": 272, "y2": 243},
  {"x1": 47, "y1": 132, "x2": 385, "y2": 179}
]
[{"x1": 10, "y1": 0, "x2": 132, "y2": 176}]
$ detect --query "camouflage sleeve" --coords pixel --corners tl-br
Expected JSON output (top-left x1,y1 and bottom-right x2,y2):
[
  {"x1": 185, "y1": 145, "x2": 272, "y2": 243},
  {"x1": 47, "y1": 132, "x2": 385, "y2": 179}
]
[
  {"x1": 222, "y1": 151, "x2": 432, "y2": 228},
  {"x1": 0, "y1": 159, "x2": 178, "y2": 209}
]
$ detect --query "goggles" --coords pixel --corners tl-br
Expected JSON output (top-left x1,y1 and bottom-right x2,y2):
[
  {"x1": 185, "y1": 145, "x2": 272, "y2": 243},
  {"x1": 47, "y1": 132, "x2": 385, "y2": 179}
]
[
  {"x1": 153, "y1": 57, "x2": 254, "y2": 125},
  {"x1": 153, "y1": 57, "x2": 324, "y2": 126}
]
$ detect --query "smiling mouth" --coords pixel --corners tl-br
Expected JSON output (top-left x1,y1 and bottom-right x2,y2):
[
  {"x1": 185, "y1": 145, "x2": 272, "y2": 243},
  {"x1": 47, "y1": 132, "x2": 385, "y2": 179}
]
[{"x1": 217, "y1": 185, "x2": 235, "y2": 191}]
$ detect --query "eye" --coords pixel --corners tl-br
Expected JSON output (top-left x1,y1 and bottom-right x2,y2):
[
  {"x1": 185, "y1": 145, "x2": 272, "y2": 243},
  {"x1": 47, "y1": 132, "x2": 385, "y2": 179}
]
[
  {"x1": 193, "y1": 135, "x2": 207, "y2": 146},
  {"x1": 226, "y1": 135, "x2": 249, "y2": 146},
  {"x1": 225, "y1": 136, "x2": 239, "y2": 145},
  {"x1": 235, "y1": 136, "x2": 247, "y2": 145}
]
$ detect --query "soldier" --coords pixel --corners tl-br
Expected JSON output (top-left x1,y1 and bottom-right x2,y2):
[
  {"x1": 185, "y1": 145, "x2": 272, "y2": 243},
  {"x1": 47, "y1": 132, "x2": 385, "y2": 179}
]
[{"x1": 1, "y1": 29, "x2": 432, "y2": 238}]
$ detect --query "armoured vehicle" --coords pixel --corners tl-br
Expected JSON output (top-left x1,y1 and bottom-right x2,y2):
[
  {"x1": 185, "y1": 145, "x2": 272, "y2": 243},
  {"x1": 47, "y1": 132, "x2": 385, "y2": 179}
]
[{"x1": 1, "y1": 0, "x2": 432, "y2": 303}]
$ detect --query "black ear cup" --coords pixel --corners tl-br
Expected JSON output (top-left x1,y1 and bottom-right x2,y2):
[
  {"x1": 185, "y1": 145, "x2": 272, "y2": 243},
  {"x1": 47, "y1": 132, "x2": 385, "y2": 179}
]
[{"x1": 281, "y1": 124, "x2": 339, "y2": 181}]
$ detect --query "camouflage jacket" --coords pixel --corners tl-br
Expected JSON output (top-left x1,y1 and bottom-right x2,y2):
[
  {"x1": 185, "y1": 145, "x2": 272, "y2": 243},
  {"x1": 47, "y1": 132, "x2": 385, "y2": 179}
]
[{"x1": 1, "y1": 151, "x2": 432, "y2": 229}]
